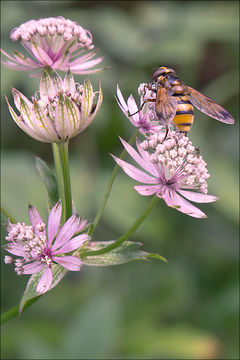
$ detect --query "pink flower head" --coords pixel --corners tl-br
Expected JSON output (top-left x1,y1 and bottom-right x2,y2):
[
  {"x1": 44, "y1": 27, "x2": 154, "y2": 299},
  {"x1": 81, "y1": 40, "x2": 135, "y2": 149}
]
[
  {"x1": 113, "y1": 131, "x2": 219, "y2": 218},
  {"x1": 4, "y1": 201, "x2": 90, "y2": 294},
  {"x1": 1, "y1": 17, "x2": 104, "y2": 75},
  {"x1": 5, "y1": 70, "x2": 102, "y2": 143},
  {"x1": 116, "y1": 84, "x2": 163, "y2": 135}
]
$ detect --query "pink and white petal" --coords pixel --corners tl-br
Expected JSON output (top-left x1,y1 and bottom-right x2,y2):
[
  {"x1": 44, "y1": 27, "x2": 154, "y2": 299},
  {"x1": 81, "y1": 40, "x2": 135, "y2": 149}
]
[
  {"x1": 36, "y1": 267, "x2": 53, "y2": 294},
  {"x1": 11, "y1": 88, "x2": 33, "y2": 112},
  {"x1": 77, "y1": 82, "x2": 103, "y2": 133},
  {"x1": 164, "y1": 189, "x2": 207, "y2": 218},
  {"x1": 76, "y1": 218, "x2": 89, "y2": 233},
  {"x1": 13, "y1": 52, "x2": 41, "y2": 68},
  {"x1": 112, "y1": 155, "x2": 158, "y2": 184},
  {"x1": 53, "y1": 234, "x2": 90, "y2": 254},
  {"x1": 116, "y1": 87, "x2": 127, "y2": 112},
  {"x1": 52, "y1": 255, "x2": 82, "y2": 271},
  {"x1": 5, "y1": 96, "x2": 52, "y2": 141},
  {"x1": 70, "y1": 56, "x2": 104, "y2": 71},
  {"x1": 127, "y1": 95, "x2": 141, "y2": 124},
  {"x1": 23, "y1": 261, "x2": 44, "y2": 274},
  {"x1": 120, "y1": 137, "x2": 158, "y2": 176},
  {"x1": 70, "y1": 49, "x2": 100, "y2": 66},
  {"x1": 47, "y1": 201, "x2": 62, "y2": 246},
  {"x1": 177, "y1": 189, "x2": 219, "y2": 203},
  {"x1": 69, "y1": 67, "x2": 105, "y2": 75},
  {"x1": 1, "y1": 60, "x2": 32, "y2": 71},
  {"x1": 52, "y1": 215, "x2": 82, "y2": 251},
  {"x1": 5, "y1": 243, "x2": 25, "y2": 257},
  {"x1": 28, "y1": 204, "x2": 45, "y2": 237},
  {"x1": 134, "y1": 184, "x2": 161, "y2": 196}
]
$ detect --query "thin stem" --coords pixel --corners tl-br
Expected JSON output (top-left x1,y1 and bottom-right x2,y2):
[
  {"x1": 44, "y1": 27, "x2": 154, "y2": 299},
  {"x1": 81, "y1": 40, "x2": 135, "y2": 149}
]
[
  {"x1": 88, "y1": 129, "x2": 139, "y2": 236},
  {"x1": 52, "y1": 142, "x2": 65, "y2": 214},
  {"x1": 52, "y1": 142, "x2": 72, "y2": 222},
  {"x1": 1, "y1": 297, "x2": 40, "y2": 325},
  {"x1": 82, "y1": 195, "x2": 159, "y2": 258},
  {"x1": 0, "y1": 206, "x2": 17, "y2": 224},
  {"x1": 57, "y1": 142, "x2": 72, "y2": 221}
]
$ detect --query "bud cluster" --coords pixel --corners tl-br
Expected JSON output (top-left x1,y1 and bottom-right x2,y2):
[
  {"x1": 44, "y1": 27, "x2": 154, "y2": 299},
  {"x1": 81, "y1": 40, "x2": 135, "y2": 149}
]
[{"x1": 141, "y1": 131, "x2": 210, "y2": 193}]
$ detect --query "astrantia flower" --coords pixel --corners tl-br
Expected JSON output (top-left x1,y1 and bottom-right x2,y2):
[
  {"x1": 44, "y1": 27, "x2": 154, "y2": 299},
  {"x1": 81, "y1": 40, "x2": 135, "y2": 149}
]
[
  {"x1": 5, "y1": 70, "x2": 102, "y2": 143},
  {"x1": 4, "y1": 201, "x2": 90, "y2": 294},
  {"x1": 1, "y1": 17, "x2": 104, "y2": 75},
  {"x1": 116, "y1": 84, "x2": 163, "y2": 135},
  {"x1": 113, "y1": 131, "x2": 219, "y2": 218}
]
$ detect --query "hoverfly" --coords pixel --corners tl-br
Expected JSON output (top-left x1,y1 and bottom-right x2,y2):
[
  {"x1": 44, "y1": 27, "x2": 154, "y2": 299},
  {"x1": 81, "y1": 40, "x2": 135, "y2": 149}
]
[{"x1": 132, "y1": 66, "x2": 234, "y2": 134}]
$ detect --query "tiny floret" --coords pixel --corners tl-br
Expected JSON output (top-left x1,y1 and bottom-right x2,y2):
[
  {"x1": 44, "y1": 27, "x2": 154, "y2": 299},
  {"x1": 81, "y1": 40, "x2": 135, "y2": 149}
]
[{"x1": 4, "y1": 201, "x2": 90, "y2": 294}]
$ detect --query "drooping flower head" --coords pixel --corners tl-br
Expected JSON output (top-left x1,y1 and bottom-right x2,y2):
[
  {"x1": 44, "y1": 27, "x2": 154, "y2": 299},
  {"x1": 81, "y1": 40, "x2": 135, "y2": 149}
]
[
  {"x1": 113, "y1": 131, "x2": 219, "y2": 218},
  {"x1": 5, "y1": 70, "x2": 102, "y2": 143},
  {"x1": 116, "y1": 84, "x2": 163, "y2": 135},
  {"x1": 4, "y1": 201, "x2": 90, "y2": 294},
  {"x1": 1, "y1": 17, "x2": 104, "y2": 75}
]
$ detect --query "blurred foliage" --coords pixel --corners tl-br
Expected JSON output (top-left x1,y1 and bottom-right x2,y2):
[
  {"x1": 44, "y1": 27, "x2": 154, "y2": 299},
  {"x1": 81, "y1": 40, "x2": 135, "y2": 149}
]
[{"x1": 1, "y1": 1, "x2": 239, "y2": 359}]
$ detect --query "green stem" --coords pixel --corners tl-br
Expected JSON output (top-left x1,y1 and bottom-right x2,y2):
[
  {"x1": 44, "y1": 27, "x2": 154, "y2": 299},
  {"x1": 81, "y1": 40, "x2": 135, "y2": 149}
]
[
  {"x1": 0, "y1": 206, "x2": 17, "y2": 224},
  {"x1": 52, "y1": 142, "x2": 72, "y2": 222},
  {"x1": 57, "y1": 142, "x2": 72, "y2": 221},
  {"x1": 1, "y1": 297, "x2": 40, "y2": 325},
  {"x1": 82, "y1": 195, "x2": 159, "y2": 258},
  {"x1": 88, "y1": 129, "x2": 139, "y2": 236}
]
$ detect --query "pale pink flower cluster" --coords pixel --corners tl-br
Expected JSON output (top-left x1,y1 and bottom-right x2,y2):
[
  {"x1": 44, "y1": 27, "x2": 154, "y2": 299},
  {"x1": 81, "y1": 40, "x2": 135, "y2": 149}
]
[
  {"x1": 1, "y1": 17, "x2": 104, "y2": 75},
  {"x1": 113, "y1": 131, "x2": 218, "y2": 218},
  {"x1": 4, "y1": 201, "x2": 90, "y2": 294}
]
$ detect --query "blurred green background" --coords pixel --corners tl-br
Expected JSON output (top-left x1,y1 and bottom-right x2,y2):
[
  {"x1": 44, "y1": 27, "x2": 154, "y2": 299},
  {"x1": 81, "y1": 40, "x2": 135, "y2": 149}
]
[{"x1": 1, "y1": 1, "x2": 239, "y2": 359}]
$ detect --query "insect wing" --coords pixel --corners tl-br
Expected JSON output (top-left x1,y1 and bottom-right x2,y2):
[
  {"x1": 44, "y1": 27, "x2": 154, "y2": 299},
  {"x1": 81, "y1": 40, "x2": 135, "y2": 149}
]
[
  {"x1": 187, "y1": 86, "x2": 234, "y2": 124},
  {"x1": 155, "y1": 87, "x2": 178, "y2": 124}
]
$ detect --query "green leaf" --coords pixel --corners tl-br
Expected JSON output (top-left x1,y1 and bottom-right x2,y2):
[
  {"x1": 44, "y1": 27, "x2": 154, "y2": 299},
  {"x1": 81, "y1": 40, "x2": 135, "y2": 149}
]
[
  {"x1": 35, "y1": 157, "x2": 59, "y2": 211},
  {"x1": 81, "y1": 241, "x2": 167, "y2": 266},
  {"x1": 19, "y1": 264, "x2": 67, "y2": 313}
]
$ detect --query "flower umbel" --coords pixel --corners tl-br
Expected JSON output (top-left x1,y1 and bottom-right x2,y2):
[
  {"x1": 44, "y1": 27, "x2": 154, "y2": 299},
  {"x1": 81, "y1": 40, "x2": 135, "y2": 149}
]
[
  {"x1": 5, "y1": 70, "x2": 102, "y2": 143},
  {"x1": 4, "y1": 201, "x2": 90, "y2": 294},
  {"x1": 1, "y1": 17, "x2": 104, "y2": 75},
  {"x1": 113, "y1": 131, "x2": 219, "y2": 218},
  {"x1": 116, "y1": 84, "x2": 163, "y2": 135}
]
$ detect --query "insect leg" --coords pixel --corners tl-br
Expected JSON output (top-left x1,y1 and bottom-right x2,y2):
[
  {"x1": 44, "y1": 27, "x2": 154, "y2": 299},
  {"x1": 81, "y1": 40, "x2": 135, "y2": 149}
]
[{"x1": 128, "y1": 98, "x2": 156, "y2": 116}]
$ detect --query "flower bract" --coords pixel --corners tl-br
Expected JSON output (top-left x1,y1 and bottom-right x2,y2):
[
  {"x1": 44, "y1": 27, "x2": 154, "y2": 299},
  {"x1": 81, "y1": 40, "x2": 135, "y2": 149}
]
[{"x1": 5, "y1": 70, "x2": 103, "y2": 143}]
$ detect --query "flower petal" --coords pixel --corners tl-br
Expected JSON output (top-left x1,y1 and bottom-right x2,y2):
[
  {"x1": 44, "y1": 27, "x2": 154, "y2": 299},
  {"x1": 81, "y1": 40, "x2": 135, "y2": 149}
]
[
  {"x1": 47, "y1": 201, "x2": 62, "y2": 246},
  {"x1": 134, "y1": 184, "x2": 161, "y2": 196},
  {"x1": 163, "y1": 188, "x2": 207, "y2": 218},
  {"x1": 52, "y1": 214, "x2": 82, "y2": 251},
  {"x1": 120, "y1": 137, "x2": 159, "y2": 176},
  {"x1": 23, "y1": 261, "x2": 44, "y2": 274},
  {"x1": 28, "y1": 204, "x2": 45, "y2": 237},
  {"x1": 177, "y1": 189, "x2": 219, "y2": 203},
  {"x1": 53, "y1": 234, "x2": 90, "y2": 254},
  {"x1": 112, "y1": 155, "x2": 158, "y2": 184},
  {"x1": 52, "y1": 255, "x2": 82, "y2": 271},
  {"x1": 5, "y1": 243, "x2": 25, "y2": 257},
  {"x1": 36, "y1": 267, "x2": 53, "y2": 294}
]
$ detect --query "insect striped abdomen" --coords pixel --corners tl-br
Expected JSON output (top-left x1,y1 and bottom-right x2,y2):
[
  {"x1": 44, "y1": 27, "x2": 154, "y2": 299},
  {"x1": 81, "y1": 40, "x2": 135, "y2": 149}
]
[{"x1": 173, "y1": 96, "x2": 194, "y2": 134}]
